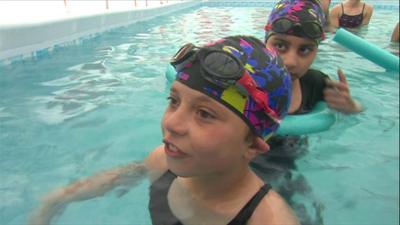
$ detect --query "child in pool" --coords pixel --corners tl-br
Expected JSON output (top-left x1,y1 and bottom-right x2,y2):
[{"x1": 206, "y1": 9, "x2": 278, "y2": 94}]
[
  {"x1": 251, "y1": 0, "x2": 362, "y2": 224},
  {"x1": 329, "y1": 0, "x2": 373, "y2": 30},
  {"x1": 319, "y1": 0, "x2": 331, "y2": 28},
  {"x1": 28, "y1": 35, "x2": 300, "y2": 225},
  {"x1": 265, "y1": 0, "x2": 362, "y2": 115}
]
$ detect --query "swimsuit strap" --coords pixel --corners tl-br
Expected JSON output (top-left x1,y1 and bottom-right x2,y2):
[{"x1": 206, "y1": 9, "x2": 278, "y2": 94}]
[
  {"x1": 341, "y1": 3, "x2": 344, "y2": 14},
  {"x1": 227, "y1": 183, "x2": 272, "y2": 225},
  {"x1": 361, "y1": 3, "x2": 366, "y2": 14}
]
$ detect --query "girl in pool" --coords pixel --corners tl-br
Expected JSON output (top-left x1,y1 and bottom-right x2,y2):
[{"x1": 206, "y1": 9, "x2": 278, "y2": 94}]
[
  {"x1": 329, "y1": 0, "x2": 374, "y2": 29},
  {"x1": 320, "y1": 0, "x2": 331, "y2": 28},
  {"x1": 28, "y1": 35, "x2": 300, "y2": 225},
  {"x1": 265, "y1": 0, "x2": 362, "y2": 115},
  {"x1": 251, "y1": 0, "x2": 362, "y2": 224}
]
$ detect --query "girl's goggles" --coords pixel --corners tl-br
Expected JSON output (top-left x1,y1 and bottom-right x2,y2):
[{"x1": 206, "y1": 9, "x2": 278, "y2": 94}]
[
  {"x1": 265, "y1": 17, "x2": 325, "y2": 40},
  {"x1": 170, "y1": 43, "x2": 281, "y2": 124}
]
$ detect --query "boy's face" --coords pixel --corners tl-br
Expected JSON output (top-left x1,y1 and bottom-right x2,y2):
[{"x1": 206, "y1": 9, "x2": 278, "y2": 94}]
[
  {"x1": 161, "y1": 81, "x2": 253, "y2": 177},
  {"x1": 266, "y1": 34, "x2": 318, "y2": 81}
]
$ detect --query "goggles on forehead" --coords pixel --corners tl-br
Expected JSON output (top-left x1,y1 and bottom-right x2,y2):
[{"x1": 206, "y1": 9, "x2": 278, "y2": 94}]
[
  {"x1": 170, "y1": 43, "x2": 281, "y2": 124},
  {"x1": 265, "y1": 17, "x2": 325, "y2": 40}
]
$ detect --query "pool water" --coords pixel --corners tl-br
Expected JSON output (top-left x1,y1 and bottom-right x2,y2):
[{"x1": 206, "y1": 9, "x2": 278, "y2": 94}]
[{"x1": 0, "y1": 5, "x2": 399, "y2": 225}]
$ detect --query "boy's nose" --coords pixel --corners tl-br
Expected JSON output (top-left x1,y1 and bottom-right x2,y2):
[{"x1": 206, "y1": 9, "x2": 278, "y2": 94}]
[{"x1": 163, "y1": 107, "x2": 189, "y2": 137}]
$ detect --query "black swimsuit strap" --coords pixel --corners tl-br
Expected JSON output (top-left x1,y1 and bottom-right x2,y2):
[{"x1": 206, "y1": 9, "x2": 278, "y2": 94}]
[
  {"x1": 341, "y1": 3, "x2": 344, "y2": 14},
  {"x1": 227, "y1": 183, "x2": 272, "y2": 225}
]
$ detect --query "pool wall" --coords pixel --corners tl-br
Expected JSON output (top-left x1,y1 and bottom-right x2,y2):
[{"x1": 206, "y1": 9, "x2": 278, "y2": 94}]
[
  {"x1": 0, "y1": 0, "x2": 200, "y2": 64},
  {"x1": 204, "y1": 0, "x2": 399, "y2": 9},
  {"x1": 0, "y1": 0, "x2": 398, "y2": 65}
]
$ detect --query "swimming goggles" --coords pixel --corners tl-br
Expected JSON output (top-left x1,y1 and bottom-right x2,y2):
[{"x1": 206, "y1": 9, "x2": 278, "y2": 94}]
[
  {"x1": 265, "y1": 17, "x2": 325, "y2": 40},
  {"x1": 170, "y1": 43, "x2": 281, "y2": 124}
]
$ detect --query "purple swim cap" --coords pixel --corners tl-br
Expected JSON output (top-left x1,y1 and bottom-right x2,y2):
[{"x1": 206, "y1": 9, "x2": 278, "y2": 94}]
[
  {"x1": 265, "y1": 0, "x2": 326, "y2": 43},
  {"x1": 172, "y1": 35, "x2": 292, "y2": 141}
]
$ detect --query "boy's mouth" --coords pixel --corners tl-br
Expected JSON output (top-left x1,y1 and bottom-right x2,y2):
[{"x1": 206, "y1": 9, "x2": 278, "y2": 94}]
[{"x1": 163, "y1": 140, "x2": 188, "y2": 158}]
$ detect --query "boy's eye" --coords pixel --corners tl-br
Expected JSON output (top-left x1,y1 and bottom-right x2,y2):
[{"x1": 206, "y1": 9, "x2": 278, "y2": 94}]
[
  {"x1": 197, "y1": 109, "x2": 215, "y2": 120},
  {"x1": 167, "y1": 96, "x2": 178, "y2": 107}
]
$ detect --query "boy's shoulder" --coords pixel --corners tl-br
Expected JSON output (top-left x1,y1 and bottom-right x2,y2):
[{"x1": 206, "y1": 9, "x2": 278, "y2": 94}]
[
  {"x1": 249, "y1": 189, "x2": 300, "y2": 225},
  {"x1": 145, "y1": 145, "x2": 168, "y2": 182}
]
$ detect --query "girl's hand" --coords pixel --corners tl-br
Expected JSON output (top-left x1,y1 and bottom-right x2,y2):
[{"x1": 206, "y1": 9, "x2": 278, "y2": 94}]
[{"x1": 323, "y1": 68, "x2": 362, "y2": 113}]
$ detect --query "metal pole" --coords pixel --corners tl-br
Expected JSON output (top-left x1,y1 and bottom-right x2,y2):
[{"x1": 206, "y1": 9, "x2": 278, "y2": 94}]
[{"x1": 106, "y1": 0, "x2": 109, "y2": 9}]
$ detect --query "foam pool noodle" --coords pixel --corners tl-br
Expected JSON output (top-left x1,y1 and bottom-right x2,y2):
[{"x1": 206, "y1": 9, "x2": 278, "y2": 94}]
[{"x1": 333, "y1": 28, "x2": 399, "y2": 73}]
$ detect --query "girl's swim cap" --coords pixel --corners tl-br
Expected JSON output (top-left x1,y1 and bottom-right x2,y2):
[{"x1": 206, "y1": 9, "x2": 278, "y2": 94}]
[
  {"x1": 173, "y1": 35, "x2": 291, "y2": 141},
  {"x1": 265, "y1": 0, "x2": 326, "y2": 43}
]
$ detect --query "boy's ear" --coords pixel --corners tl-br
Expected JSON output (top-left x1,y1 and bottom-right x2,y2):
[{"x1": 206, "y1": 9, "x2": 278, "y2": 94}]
[{"x1": 244, "y1": 137, "x2": 270, "y2": 160}]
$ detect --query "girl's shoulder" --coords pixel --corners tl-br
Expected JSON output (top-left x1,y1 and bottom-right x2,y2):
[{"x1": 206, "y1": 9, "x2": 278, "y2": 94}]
[
  {"x1": 364, "y1": 3, "x2": 374, "y2": 12},
  {"x1": 302, "y1": 69, "x2": 329, "y2": 83},
  {"x1": 330, "y1": 3, "x2": 342, "y2": 13}
]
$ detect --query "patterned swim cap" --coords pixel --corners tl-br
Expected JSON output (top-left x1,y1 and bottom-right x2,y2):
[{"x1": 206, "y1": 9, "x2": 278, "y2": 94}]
[
  {"x1": 265, "y1": 0, "x2": 326, "y2": 43},
  {"x1": 172, "y1": 35, "x2": 291, "y2": 141}
]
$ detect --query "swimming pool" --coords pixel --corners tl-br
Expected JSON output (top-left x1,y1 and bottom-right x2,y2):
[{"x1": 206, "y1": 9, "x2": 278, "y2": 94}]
[{"x1": 0, "y1": 2, "x2": 398, "y2": 225}]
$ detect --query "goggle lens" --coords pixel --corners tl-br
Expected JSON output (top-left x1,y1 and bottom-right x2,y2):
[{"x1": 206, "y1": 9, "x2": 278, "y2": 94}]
[
  {"x1": 271, "y1": 18, "x2": 323, "y2": 40},
  {"x1": 272, "y1": 18, "x2": 293, "y2": 33},
  {"x1": 302, "y1": 22, "x2": 322, "y2": 39},
  {"x1": 202, "y1": 51, "x2": 242, "y2": 80}
]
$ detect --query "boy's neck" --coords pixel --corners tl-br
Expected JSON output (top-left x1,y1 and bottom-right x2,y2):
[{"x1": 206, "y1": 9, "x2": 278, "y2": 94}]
[{"x1": 181, "y1": 166, "x2": 259, "y2": 201}]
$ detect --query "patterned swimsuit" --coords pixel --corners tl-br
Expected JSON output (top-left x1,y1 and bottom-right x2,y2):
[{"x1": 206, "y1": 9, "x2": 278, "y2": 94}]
[{"x1": 339, "y1": 3, "x2": 365, "y2": 28}]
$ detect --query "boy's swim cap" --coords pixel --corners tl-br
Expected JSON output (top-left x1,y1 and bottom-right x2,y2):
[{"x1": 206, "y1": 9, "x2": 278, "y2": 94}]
[
  {"x1": 265, "y1": 0, "x2": 326, "y2": 43},
  {"x1": 173, "y1": 35, "x2": 291, "y2": 141}
]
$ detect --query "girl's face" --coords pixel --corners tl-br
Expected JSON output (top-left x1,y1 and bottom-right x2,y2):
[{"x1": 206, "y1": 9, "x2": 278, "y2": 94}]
[
  {"x1": 266, "y1": 34, "x2": 318, "y2": 81},
  {"x1": 162, "y1": 81, "x2": 252, "y2": 178}
]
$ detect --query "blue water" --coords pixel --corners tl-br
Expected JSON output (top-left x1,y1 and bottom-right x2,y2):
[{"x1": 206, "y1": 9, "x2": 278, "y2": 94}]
[{"x1": 0, "y1": 5, "x2": 399, "y2": 225}]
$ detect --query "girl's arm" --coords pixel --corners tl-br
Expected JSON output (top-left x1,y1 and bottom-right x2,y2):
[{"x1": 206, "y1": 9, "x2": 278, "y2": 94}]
[
  {"x1": 362, "y1": 4, "x2": 374, "y2": 26},
  {"x1": 329, "y1": 5, "x2": 341, "y2": 29}
]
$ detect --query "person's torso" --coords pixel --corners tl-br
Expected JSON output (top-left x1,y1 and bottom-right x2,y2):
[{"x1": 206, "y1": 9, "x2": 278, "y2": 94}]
[
  {"x1": 250, "y1": 68, "x2": 328, "y2": 171},
  {"x1": 339, "y1": 3, "x2": 365, "y2": 28},
  {"x1": 148, "y1": 170, "x2": 271, "y2": 225}
]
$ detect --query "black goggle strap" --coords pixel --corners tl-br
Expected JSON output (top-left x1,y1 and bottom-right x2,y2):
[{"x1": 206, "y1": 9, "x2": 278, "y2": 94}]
[
  {"x1": 171, "y1": 43, "x2": 199, "y2": 72},
  {"x1": 171, "y1": 43, "x2": 195, "y2": 63}
]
